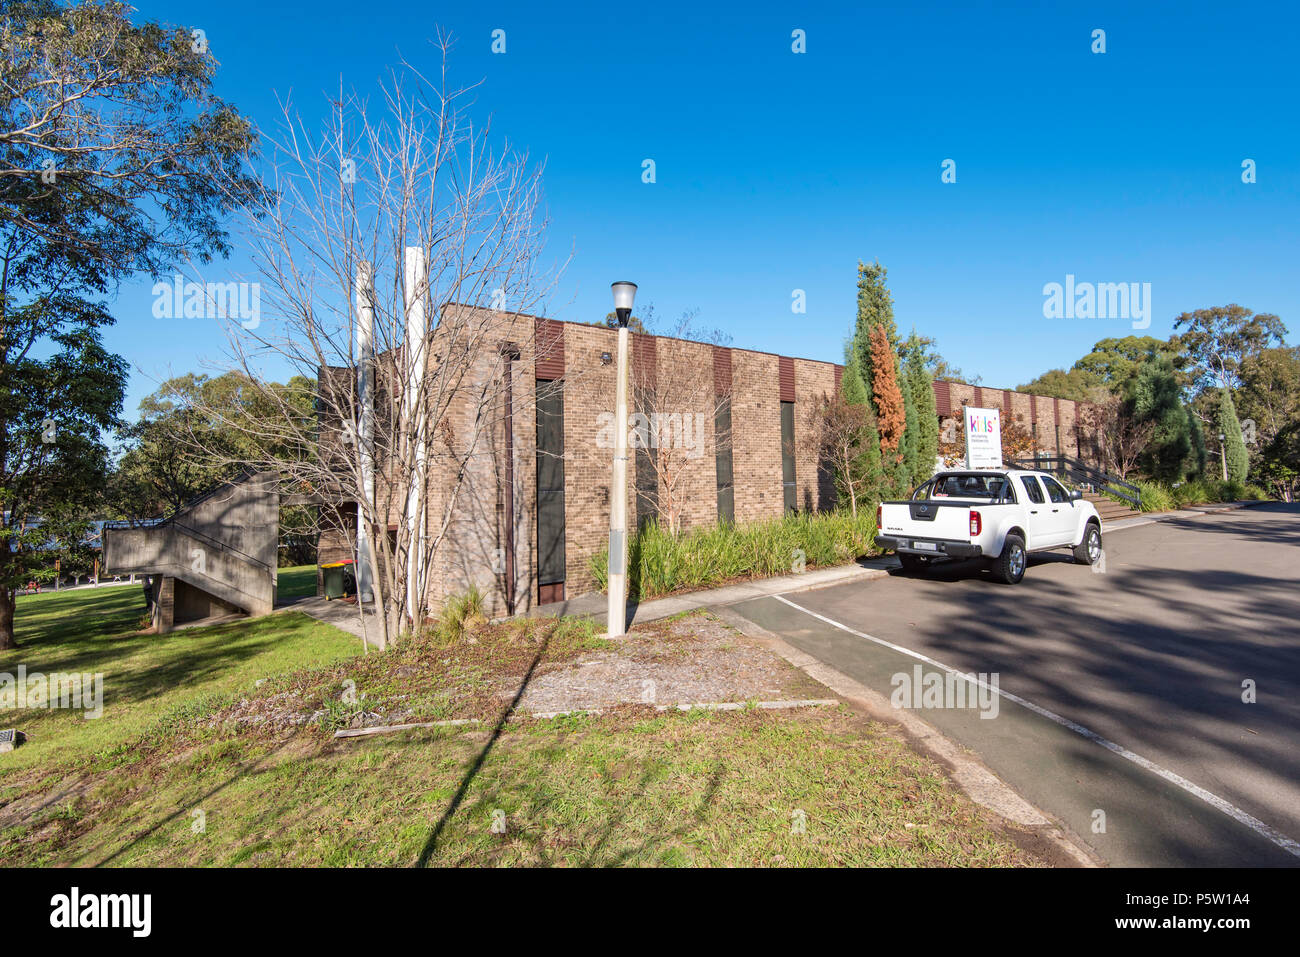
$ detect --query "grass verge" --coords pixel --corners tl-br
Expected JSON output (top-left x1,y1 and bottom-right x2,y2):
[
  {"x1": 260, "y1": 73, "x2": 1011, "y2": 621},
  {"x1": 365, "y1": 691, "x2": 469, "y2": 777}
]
[{"x1": 1, "y1": 583, "x2": 1043, "y2": 868}]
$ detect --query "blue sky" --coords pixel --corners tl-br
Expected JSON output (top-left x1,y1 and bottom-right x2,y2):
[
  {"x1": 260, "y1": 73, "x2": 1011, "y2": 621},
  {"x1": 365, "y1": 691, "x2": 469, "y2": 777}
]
[{"x1": 113, "y1": 0, "x2": 1299, "y2": 414}]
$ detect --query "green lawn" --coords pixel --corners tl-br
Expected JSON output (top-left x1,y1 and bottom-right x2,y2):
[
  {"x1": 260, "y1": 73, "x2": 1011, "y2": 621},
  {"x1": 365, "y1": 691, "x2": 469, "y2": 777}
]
[
  {"x1": 2, "y1": 706, "x2": 1036, "y2": 867},
  {"x1": 276, "y1": 564, "x2": 319, "y2": 600},
  {"x1": 0, "y1": 572, "x2": 359, "y2": 782},
  {"x1": 0, "y1": 589, "x2": 1042, "y2": 867}
]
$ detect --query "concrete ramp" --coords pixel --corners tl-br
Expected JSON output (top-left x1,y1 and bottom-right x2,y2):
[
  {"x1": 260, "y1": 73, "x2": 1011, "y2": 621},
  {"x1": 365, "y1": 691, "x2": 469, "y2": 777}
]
[{"x1": 103, "y1": 472, "x2": 279, "y2": 632}]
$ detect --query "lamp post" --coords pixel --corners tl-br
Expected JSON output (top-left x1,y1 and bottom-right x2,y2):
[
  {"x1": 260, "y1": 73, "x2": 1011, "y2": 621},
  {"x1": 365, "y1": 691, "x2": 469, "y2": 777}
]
[{"x1": 607, "y1": 281, "x2": 637, "y2": 637}]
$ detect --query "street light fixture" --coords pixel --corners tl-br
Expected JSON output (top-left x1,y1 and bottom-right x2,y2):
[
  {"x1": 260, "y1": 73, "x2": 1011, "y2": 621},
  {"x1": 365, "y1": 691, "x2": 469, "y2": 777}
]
[
  {"x1": 611, "y1": 281, "x2": 637, "y2": 325},
  {"x1": 606, "y1": 281, "x2": 636, "y2": 637}
]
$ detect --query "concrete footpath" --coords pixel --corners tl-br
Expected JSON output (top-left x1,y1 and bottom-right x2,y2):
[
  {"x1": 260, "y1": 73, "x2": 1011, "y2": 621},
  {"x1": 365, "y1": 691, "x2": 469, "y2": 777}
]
[{"x1": 527, "y1": 558, "x2": 896, "y2": 629}]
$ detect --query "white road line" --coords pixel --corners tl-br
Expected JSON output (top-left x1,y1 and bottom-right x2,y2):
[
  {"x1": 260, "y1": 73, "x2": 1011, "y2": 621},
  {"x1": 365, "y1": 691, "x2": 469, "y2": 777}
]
[{"x1": 771, "y1": 593, "x2": 1300, "y2": 859}]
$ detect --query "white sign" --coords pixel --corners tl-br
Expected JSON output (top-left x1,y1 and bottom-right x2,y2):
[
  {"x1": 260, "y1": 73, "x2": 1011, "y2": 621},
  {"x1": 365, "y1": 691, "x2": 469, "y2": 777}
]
[{"x1": 964, "y1": 406, "x2": 1003, "y2": 469}]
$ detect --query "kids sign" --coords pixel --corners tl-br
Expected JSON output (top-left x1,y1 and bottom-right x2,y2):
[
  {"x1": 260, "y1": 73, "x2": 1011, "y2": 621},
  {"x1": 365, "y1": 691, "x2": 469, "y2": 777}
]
[{"x1": 964, "y1": 406, "x2": 1003, "y2": 469}]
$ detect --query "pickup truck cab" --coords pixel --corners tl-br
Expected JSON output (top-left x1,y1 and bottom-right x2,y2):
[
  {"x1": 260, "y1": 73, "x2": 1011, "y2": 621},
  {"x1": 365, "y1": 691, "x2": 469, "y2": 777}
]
[{"x1": 875, "y1": 469, "x2": 1103, "y2": 584}]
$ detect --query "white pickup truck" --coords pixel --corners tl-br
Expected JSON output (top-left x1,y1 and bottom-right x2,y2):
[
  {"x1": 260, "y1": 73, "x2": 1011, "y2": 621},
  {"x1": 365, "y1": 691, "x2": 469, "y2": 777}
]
[{"x1": 875, "y1": 469, "x2": 1103, "y2": 584}]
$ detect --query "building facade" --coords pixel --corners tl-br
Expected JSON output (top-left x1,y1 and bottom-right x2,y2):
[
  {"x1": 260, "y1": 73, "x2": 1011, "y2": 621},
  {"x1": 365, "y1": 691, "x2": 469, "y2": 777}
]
[{"x1": 318, "y1": 306, "x2": 1099, "y2": 617}]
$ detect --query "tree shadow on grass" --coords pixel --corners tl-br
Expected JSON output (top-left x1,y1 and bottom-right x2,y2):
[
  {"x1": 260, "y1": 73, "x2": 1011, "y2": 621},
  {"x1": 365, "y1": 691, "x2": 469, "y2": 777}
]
[
  {"x1": 447, "y1": 738, "x2": 725, "y2": 867},
  {"x1": 414, "y1": 627, "x2": 553, "y2": 868}
]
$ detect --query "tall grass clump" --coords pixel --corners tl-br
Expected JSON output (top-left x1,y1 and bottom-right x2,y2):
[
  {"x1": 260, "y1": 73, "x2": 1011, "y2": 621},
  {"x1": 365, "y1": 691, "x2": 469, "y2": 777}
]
[
  {"x1": 589, "y1": 509, "x2": 879, "y2": 601},
  {"x1": 431, "y1": 584, "x2": 485, "y2": 643},
  {"x1": 1135, "y1": 481, "x2": 1176, "y2": 512}
]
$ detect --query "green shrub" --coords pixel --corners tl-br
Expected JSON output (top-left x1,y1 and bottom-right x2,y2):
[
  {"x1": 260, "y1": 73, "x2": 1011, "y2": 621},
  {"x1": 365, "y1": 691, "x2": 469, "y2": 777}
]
[
  {"x1": 1166, "y1": 478, "x2": 1270, "y2": 506},
  {"x1": 1135, "y1": 481, "x2": 1175, "y2": 512},
  {"x1": 590, "y1": 509, "x2": 879, "y2": 601},
  {"x1": 1172, "y1": 479, "x2": 1213, "y2": 506}
]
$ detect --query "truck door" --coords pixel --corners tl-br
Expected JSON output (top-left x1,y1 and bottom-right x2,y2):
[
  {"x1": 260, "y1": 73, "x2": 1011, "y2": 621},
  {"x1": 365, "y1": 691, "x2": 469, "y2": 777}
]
[
  {"x1": 1038, "y1": 475, "x2": 1078, "y2": 546},
  {"x1": 1018, "y1": 474, "x2": 1060, "y2": 547}
]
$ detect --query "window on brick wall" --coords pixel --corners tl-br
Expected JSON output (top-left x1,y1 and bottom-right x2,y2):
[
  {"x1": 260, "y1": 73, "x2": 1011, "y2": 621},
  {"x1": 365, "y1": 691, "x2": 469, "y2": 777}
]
[
  {"x1": 536, "y1": 379, "x2": 566, "y2": 591},
  {"x1": 715, "y1": 396, "x2": 734, "y2": 523},
  {"x1": 780, "y1": 400, "x2": 796, "y2": 514}
]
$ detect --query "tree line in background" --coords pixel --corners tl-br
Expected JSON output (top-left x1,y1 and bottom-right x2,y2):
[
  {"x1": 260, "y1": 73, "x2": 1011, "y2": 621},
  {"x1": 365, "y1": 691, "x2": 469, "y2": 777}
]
[
  {"x1": 0, "y1": 0, "x2": 260, "y2": 648},
  {"x1": 1019, "y1": 306, "x2": 1298, "y2": 501}
]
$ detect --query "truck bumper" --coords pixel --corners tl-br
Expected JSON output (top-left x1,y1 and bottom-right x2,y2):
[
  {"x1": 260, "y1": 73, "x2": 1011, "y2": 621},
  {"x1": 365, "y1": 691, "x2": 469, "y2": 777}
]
[{"x1": 876, "y1": 535, "x2": 984, "y2": 559}]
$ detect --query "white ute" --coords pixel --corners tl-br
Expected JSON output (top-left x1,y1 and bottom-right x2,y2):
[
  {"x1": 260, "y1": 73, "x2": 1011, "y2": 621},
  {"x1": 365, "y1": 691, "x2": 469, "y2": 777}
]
[{"x1": 875, "y1": 469, "x2": 1103, "y2": 584}]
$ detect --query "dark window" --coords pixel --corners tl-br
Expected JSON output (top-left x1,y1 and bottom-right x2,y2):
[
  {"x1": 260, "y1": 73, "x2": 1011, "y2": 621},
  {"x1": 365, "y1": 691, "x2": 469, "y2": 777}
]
[
  {"x1": 928, "y1": 473, "x2": 1014, "y2": 501},
  {"x1": 1042, "y1": 476, "x2": 1070, "y2": 503},
  {"x1": 780, "y1": 400, "x2": 796, "y2": 514},
  {"x1": 1021, "y1": 475, "x2": 1045, "y2": 504},
  {"x1": 536, "y1": 380, "x2": 566, "y2": 586},
  {"x1": 715, "y1": 397, "x2": 734, "y2": 523}
]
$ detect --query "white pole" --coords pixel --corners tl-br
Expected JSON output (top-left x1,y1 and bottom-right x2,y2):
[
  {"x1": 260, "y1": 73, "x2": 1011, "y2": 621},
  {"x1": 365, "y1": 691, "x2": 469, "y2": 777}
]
[
  {"x1": 404, "y1": 247, "x2": 428, "y2": 629},
  {"x1": 607, "y1": 323, "x2": 630, "y2": 637},
  {"x1": 355, "y1": 261, "x2": 376, "y2": 605}
]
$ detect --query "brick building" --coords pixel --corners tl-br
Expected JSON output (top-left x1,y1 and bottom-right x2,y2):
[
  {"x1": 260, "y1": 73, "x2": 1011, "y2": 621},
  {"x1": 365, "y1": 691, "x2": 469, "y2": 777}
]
[
  {"x1": 318, "y1": 305, "x2": 1098, "y2": 616},
  {"x1": 933, "y1": 380, "x2": 1096, "y2": 459}
]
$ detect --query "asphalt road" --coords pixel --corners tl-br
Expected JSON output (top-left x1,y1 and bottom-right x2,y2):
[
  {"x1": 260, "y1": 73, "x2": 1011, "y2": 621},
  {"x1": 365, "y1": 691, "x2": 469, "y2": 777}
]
[{"x1": 728, "y1": 503, "x2": 1300, "y2": 866}]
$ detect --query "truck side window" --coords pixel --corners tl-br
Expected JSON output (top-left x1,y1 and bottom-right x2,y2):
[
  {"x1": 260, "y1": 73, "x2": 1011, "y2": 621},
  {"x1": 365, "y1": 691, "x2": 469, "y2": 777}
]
[
  {"x1": 1022, "y1": 476, "x2": 1045, "y2": 504},
  {"x1": 1042, "y1": 477, "x2": 1069, "y2": 503}
]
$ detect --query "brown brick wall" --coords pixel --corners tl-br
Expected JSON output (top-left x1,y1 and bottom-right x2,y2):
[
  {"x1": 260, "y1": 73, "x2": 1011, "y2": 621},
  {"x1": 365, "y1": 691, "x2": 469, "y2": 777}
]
[
  {"x1": 729, "y1": 349, "x2": 785, "y2": 524},
  {"x1": 794, "y1": 358, "x2": 838, "y2": 513},
  {"x1": 935, "y1": 380, "x2": 1099, "y2": 459}
]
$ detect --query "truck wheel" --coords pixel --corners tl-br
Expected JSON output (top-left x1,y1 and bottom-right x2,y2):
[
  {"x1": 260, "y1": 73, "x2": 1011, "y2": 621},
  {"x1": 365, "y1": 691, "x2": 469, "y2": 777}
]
[
  {"x1": 1073, "y1": 522, "x2": 1102, "y2": 565},
  {"x1": 993, "y1": 534, "x2": 1026, "y2": 584},
  {"x1": 898, "y1": 554, "x2": 931, "y2": 574}
]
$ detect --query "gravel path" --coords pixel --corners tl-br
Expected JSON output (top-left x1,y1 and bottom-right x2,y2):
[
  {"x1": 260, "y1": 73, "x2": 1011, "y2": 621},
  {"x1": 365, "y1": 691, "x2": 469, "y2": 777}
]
[{"x1": 507, "y1": 612, "x2": 826, "y2": 713}]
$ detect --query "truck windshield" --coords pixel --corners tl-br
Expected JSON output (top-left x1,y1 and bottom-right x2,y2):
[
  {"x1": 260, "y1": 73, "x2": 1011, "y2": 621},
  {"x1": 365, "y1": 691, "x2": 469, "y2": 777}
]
[{"x1": 914, "y1": 474, "x2": 1014, "y2": 501}]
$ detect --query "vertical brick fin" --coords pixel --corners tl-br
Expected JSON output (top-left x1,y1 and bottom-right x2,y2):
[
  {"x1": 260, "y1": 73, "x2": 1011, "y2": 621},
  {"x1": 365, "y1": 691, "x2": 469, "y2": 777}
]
[
  {"x1": 534, "y1": 317, "x2": 565, "y2": 380},
  {"x1": 633, "y1": 333, "x2": 657, "y2": 389},
  {"x1": 1053, "y1": 397, "x2": 1061, "y2": 427},
  {"x1": 778, "y1": 356, "x2": 795, "y2": 402},
  {"x1": 713, "y1": 346, "x2": 733, "y2": 396},
  {"x1": 1003, "y1": 389, "x2": 1014, "y2": 416},
  {"x1": 832, "y1": 363, "x2": 843, "y2": 394},
  {"x1": 933, "y1": 380, "x2": 952, "y2": 417}
]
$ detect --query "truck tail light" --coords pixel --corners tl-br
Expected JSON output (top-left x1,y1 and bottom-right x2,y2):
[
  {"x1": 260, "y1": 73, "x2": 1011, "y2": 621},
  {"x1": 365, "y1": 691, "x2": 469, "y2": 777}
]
[
  {"x1": 969, "y1": 510, "x2": 982, "y2": 536},
  {"x1": 877, "y1": 504, "x2": 882, "y2": 528}
]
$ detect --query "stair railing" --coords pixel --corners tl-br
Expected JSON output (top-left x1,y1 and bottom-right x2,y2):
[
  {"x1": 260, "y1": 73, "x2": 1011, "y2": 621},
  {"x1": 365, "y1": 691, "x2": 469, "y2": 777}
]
[{"x1": 1010, "y1": 453, "x2": 1141, "y2": 508}]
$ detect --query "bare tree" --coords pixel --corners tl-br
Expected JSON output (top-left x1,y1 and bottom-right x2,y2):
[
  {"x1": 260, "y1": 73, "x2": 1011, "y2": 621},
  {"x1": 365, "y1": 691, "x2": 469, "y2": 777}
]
[
  {"x1": 802, "y1": 391, "x2": 873, "y2": 516},
  {"x1": 627, "y1": 312, "x2": 732, "y2": 537},
  {"x1": 1087, "y1": 395, "x2": 1155, "y2": 479},
  {"x1": 172, "y1": 42, "x2": 557, "y2": 649}
]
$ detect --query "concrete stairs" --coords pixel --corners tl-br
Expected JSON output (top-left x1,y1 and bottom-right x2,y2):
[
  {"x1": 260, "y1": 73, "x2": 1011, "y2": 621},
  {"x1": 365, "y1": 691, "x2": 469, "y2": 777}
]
[
  {"x1": 102, "y1": 472, "x2": 280, "y2": 631},
  {"x1": 1082, "y1": 492, "x2": 1139, "y2": 525}
]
